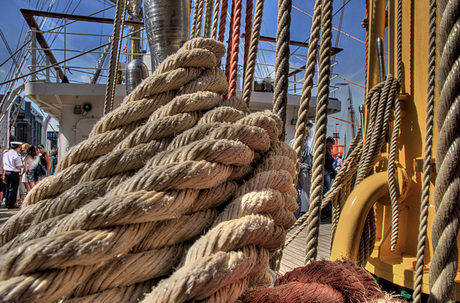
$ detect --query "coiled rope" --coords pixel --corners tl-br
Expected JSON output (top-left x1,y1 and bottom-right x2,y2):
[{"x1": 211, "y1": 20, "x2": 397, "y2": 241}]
[
  {"x1": 0, "y1": 38, "x2": 297, "y2": 303},
  {"x1": 240, "y1": 259, "x2": 385, "y2": 303},
  {"x1": 429, "y1": 0, "x2": 460, "y2": 301},
  {"x1": 413, "y1": 0, "x2": 436, "y2": 302}
]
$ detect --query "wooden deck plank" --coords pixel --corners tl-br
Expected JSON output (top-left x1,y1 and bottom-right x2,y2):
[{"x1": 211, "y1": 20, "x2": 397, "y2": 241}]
[{"x1": 279, "y1": 220, "x2": 332, "y2": 274}]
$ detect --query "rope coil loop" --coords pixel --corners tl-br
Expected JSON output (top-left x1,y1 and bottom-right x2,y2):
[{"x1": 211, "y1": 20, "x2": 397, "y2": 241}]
[{"x1": 0, "y1": 37, "x2": 297, "y2": 303}]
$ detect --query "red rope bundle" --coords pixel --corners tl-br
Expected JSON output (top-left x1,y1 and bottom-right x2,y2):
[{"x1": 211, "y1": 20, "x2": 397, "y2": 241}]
[
  {"x1": 241, "y1": 260, "x2": 385, "y2": 303},
  {"x1": 225, "y1": 0, "x2": 243, "y2": 100}
]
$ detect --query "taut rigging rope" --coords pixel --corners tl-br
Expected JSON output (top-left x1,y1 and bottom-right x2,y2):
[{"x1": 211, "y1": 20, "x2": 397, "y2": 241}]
[
  {"x1": 413, "y1": 0, "x2": 436, "y2": 302},
  {"x1": 429, "y1": 0, "x2": 460, "y2": 301}
]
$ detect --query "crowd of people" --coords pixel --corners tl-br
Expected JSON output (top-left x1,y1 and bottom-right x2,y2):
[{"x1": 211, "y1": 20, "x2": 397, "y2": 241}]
[
  {"x1": 289, "y1": 125, "x2": 344, "y2": 220},
  {"x1": 0, "y1": 141, "x2": 58, "y2": 209}
]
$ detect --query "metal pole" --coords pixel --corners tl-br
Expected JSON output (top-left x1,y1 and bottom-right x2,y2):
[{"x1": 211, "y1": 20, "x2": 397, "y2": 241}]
[
  {"x1": 376, "y1": 37, "x2": 386, "y2": 82},
  {"x1": 64, "y1": 18, "x2": 67, "y2": 78},
  {"x1": 45, "y1": 55, "x2": 50, "y2": 82},
  {"x1": 30, "y1": 29, "x2": 37, "y2": 81}
]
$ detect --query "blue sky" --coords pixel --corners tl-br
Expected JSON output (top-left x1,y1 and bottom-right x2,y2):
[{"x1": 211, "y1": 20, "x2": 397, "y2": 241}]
[{"x1": 1, "y1": 0, "x2": 368, "y2": 138}]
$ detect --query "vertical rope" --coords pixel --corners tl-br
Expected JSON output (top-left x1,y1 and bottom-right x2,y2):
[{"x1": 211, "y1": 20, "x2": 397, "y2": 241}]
[
  {"x1": 272, "y1": 0, "x2": 292, "y2": 138},
  {"x1": 211, "y1": 0, "x2": 222, "y2": 39},
  {"x1": 104, "y1": 0, "x2": 126, "y2": 115},
  {"x1": 191, "y1": 0, "x2": 199, "y2": 38},
  {"x1": 364, "y1": 0, "x2": 369, "y2": 98},
  {"x1": 109, "y1": 4, "x2": 127, "y2": 113},
  {"x1": 387, "y1": 0, "x2": 404, "y2": 253},
  {"x1": 195, "y1": 0, "x2": 205, "y2": 37},
  {"x1": 203, "y1": 0, "x2": 215, "y2": 37},
  {"x1": 218, "y1": 0, "x2": 229, "y2": 43},
  {"x1": 243, "y1": 0, "x2": 254, "y2": 83},
  {"x1": 225, "y1": 0, "x2": 243, "y2": 100},
  {"x1": 429, "y1": 0, "x2": 460, "y2": 301},
  {"x1": 413, "y1": 1, "x2": 436, "y2": 302},
  {"x1": 387, "y1": 86, "x2": 401, "y2": 252},
  {"x1": 241, "y1": 0, "x2": 265, "y2": 106},
  {"x1": 305, "y1": 0, "x2": 334, "y2": 264},
  {"x1": 292, "y1": 0, "x2": 322, "y2": 175},
  {"x1": 225, "y1": 0, "x2": 237, "y2": 80}
]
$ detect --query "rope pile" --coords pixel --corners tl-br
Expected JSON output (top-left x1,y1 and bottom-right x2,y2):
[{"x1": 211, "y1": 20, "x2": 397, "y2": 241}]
[
  {"x1": 240, "y1": 259, "x2": 400, "y2": 303},
  {"x1": 0, "y1": 38, "x2": 298, "y2": 302}
]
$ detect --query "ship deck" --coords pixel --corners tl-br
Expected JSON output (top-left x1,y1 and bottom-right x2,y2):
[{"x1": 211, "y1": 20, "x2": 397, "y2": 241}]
[{"x1": 279, "y1": 218, "x2": 332, "y2": 274}]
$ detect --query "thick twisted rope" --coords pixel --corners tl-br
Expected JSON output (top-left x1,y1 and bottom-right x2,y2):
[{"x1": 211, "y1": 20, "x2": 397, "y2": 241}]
[
  {"x1": 292, "y1": 0, "x2": 322, "y2": 178},
  {"x1": 243, "y1": 0, "x2": 253, "y2": 82},
  {"x1": 203, "y1": 0, "x2": 215, "y2": 37},
  {"x1": 356, "y1": 76, "x2": 399, "y2": 266},
  {"x1": 272, "y1": 0, "x2": 292, "y2": 137},
  {"x1": 413, "y1": 1, "x2": 436, "y2": 302},
  {"x1": 218, "y1": 0, "x2": 228, "y2": 44},
  {"x1": 285, "y1": 75, "x2": 400, "y2": 266},
  {"x1": 305, "y1": 0, "x2": 333, "y2": 264},
  {"x1": 225, "y1": 0, "x2": 243, "y2": 99},
  {"x1": 241, "y1": 0, "x2": 265, "y2": 106},
  {"x1": 211, "y1": 0, "x2": 221, "y2": 39},
  {"x1": 0, "y1": 38, "x2": 297, "y2": 302},
  {"x1": 191, "y1": 0, "x2": 199, "y2": 38},
  {"x1": 388, "y1": 92, "x2": 402, "y2": 251},
  {"x1": 282, "y1": 133, "x2": 363, "y2": 250},
  {"x1": 281, "y1": 0, "x2": 323, "y2": 253},
  {"x1": 195, "y1": 0, "x2": 205, "y2": 37},
  {"x1": 429, "y1": 0, "x2": 460, "y2": 301},
  {"x1": 387, "y1": 0, "x2": 404, "y2": 253},
  {"x1": 104, "y1": 0, "x2": 126, "y2": 114}
]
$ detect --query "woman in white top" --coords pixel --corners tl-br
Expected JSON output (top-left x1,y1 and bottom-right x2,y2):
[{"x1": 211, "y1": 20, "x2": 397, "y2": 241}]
[{"x1": 23, "y1": 145, "x2": 39, "y2": 192}]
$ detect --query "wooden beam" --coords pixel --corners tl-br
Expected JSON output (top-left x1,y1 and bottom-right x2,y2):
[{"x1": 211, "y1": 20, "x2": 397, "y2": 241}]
[
  {"x1": 21, "y1": 11, "x2": 65, "y2": 80},
  {"x1": 20, "y1": 9, "x2": 144, "y2": 27}
]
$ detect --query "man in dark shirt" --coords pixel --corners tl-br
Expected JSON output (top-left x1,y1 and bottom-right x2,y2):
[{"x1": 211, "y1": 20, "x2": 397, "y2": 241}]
[{"x1": 322, "y1": 137, "x2": 335, "y2": 218}]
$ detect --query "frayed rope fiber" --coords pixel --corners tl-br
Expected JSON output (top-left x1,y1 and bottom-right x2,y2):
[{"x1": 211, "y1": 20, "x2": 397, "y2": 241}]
[{"x1": 241, "y1": 259, "x2": 388, "y2": 303}]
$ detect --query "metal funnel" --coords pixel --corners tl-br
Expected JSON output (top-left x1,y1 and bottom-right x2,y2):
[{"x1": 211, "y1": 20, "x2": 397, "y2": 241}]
[
  {"x1": 143, "y1": 0, "x2": 190, "y2": 72},
  {"x1": 126, "y1": 59, "x2": 148, "y2": 95}
]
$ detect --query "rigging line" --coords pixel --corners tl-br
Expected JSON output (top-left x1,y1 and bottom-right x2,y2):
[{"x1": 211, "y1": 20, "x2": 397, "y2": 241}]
[
  {"x1": 293, "y1": 4, "x2": 365, "y2": 44},
  {"x1": 332, "y1": 0, "x2": 352, "y2": 17},
  {"x1": 42, "y1": 4, "x2": 116, "y2": 34},
  {"x1": 0, "y1": 27, "x2": 143, "y2": 86},
  {"x1": 333, "y1": 73, "x2": 364, "y2": 89},
  {"x1": 331, "y1": 0, "x2": 346, "y2": 75},
  {"x1": 0, "y1": 30, "x2": 20, "y2": 70},
  {"x1": 0, "y1": 40, "x2": 31, "y2": 70},
  {"x1": 45, "y1": 0, "x2": 77, "y2": 46}
]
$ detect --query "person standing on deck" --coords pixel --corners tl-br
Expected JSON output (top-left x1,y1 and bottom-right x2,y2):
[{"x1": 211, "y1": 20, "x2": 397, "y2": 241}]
[
  {"x1": 49, "y1": 149, "x2": 58, "y2": 175},
  {"x1": 289, "y1": 122, "x2": 314, "y2": 219},
  {"x1": 37, "y1": 144, "x2": 52, "y2": 178},
  {"x1": 321, "y1": 137, "x2": 335, "y2": 219},
  {"x1": 3, "y1": 142, "x2": 23, "y2": 209}
]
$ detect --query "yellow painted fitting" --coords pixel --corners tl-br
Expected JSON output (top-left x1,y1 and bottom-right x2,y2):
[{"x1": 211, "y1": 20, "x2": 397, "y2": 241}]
[{"x1": 330, "y1": 172, "x2": 389, "y2": 261}]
